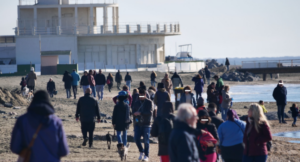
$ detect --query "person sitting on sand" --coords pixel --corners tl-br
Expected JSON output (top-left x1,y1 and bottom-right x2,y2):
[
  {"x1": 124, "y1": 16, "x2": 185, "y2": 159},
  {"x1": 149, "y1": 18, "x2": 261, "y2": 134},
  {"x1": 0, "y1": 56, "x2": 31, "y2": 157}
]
[
  {"x1": 290, "y1": 103, "x2": 299, "y2": 127},
  {"x1": 259, "y1": 100, "x2": 268, "y2": 113}
]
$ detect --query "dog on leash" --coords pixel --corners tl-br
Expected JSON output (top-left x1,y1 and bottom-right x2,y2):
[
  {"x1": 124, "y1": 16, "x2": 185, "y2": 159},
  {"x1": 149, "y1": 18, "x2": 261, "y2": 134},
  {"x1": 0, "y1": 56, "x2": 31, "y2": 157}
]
[
  {"x1": 117, "y1": 143, "x2": 130, "y2": 161},
  {"x1": 106, "y1": 132, "x2": 112, "y2": 149}
]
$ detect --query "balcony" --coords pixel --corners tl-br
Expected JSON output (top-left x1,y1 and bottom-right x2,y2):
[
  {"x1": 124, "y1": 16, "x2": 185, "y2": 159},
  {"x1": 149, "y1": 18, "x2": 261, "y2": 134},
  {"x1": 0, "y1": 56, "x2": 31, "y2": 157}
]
[{"x1": 19, "y1": 0, "x2": 118, "y2": 6}]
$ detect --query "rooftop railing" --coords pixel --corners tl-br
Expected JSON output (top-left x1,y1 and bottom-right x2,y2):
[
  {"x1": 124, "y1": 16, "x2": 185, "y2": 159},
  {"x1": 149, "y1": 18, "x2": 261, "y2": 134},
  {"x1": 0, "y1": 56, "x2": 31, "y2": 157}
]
[
  {"x1": 19, "y1": 0, "x2": 118, "y2": 6},
  {"x1": 241, "y1": 59, "x2": 300, "y2": 69}
]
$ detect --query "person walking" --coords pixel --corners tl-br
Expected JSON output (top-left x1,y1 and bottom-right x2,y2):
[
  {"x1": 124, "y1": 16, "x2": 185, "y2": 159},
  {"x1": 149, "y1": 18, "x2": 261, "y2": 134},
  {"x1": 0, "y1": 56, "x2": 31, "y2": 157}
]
[
  {"x1": 169, "y1": 103, "x2": 200, "y2": 162},
  {"x1": 198, "y1": 68, "x2": 206, "y2": 84},
  {"x1": 138, "y1": 81, "x2": 150, "y2": 99},
  {"x1": 148, "y1": 86, "x2": 156, "y2": 101},
  {"x1": 197, "y1": 110, "x2": 218, "y2": 162},
  {"x1": 132, "y1": 89, "x2": 154, "y2": 162},
  {"x1": 47, "y1": 78, "x2": 56, "y2": 98},
  {"x1": 107, "y1": 73, "x2": 114, "y2": 92},
  {"x1": 124, "y1": 72, "x2": 132, "y2": 91},
  {"x1": 217, "y1": 109, "x2": 246, "y2": 162},
  {"x1": 62, "y1": 71, "x2": 73, "y2": 99},
  {"x1": 154, "y1": 83, "x2": 171, "y2": 117},
  {"x1": 113, "y1": 85, "x2": 133, "y2": 107},
  {"x1": 80, "y1": 71, "x2": 90, "y2": 94},
  {"x1": 26, "y1": 67, "x2": 37, "y2": 91},
  {"x1": 161, "y1": 73, "x2": 173, "y2": 94},
  {"x1": 179, "y1": 86, "x2": 197, "y2": 108},
  {"x1": 112, "y1": 91, "x2": 131, "y2": 146},
  {"x1": 207, "y1": 82, "x2": 219, "y2": 111},
  {"x1": 151, "y1": 71, "x2": 157, "y2": 87},
  {"x1": 225, "y1": 58, "x2": 230, "y2": 71},
  {"x1": 213, "y1": 75, "x2": 224, "y2": 114},
  {"x1": 75, "y1": 88, "x2": 101, "y2": 148},
  {"x1": 204, "y1": 65, "x2": 211, "y2": 85},
  {"x1": 171, "y1": 72, "x2": 184, "y2": 90},
  {"x1": 131, "y1": 88, "x2": 139, "y2": 110},
  {"x1": 192, "y1": 74, "x2": 204, "y2": 99},
  {"x1": 290, "y1": 103, "x2": 299, "y2": 127},
  {"x1": 243, "y1": 103, "x2": 272, "y2": 162},
  {"x1": 10, "y1": 90, "x2": 69, "y2": 161},
  {"x1": 88, "y1": 70, "x2": 96, "y2": 98},
  {"x1": 207, "y1": 103, "x2": 224, "y2": 129},
  {"x1": 272, "y1": 80, "x2": 287, "y2": 124},
  {"x1": 151, "y1": 101, "x2": 175, "y2": 162},
  {"x1": 221, "y1": 85, "x2": 232, "y2": 121},
  {"x1": 115, "y1": 70, "x2": 123, "y2": 90},
  {"x1": 95, "y1": 69, "x2": 106, "y2": 101},
  {"x1": 20, "y1": 77, "x2": 27, "y2": 91},
  {"x1": 71, "y1": 69, "x2": 80, "y2": 99}
]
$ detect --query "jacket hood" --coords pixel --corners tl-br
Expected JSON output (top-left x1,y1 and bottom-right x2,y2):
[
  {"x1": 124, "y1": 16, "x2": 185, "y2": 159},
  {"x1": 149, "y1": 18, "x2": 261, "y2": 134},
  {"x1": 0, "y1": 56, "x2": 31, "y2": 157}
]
[
  {"x1": 171, "y1": 73, "x2": 180, "y2": 79},
  {"x1": 148, "y1": 89, "x2": 155, "y2": 95},
  {"x1": 208, "y1": 111, "x2": 216, "y2": 117},
  {"x1": 158, "y1": 88, "x2": 166, "y2": 92},
  {"x1": 27, "y1": 102, "x2": 55, "y2": 116}
]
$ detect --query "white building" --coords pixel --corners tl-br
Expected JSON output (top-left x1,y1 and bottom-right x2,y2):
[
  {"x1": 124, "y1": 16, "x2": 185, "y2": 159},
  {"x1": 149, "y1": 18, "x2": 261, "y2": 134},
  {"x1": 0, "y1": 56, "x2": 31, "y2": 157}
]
[{"x1": 0, "y1": 0, "x2": 180, "y2": 74}]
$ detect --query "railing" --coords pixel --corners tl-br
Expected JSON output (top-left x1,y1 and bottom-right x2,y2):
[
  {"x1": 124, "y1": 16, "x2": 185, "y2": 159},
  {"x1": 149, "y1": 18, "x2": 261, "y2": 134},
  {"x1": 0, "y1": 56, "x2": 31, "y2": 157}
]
[
  {"x1": 241, "y1": 59, "x2": 300, "y2": 69},
  {"x1": 19, "y1": 0, "x2": 118, "y2": 5}
]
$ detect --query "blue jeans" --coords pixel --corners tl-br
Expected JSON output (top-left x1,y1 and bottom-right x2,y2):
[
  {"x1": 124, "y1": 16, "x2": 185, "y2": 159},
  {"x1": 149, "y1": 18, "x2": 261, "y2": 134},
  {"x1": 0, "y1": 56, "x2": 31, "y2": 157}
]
[
  {"x1": 66, "y1": 89, "x2": 71, "y2": 98},
  {"x1": 243, "y1": 155, "x2": 268, "y2": 162},
  {"x1": 227, "y1": 65, "x2": 230, "y2": 71},
  {"x1": 134, "y1": 125, "x2": 150, "y2": 157},
  {"x1": 293, "y1": 117, "x2": 297, "y2": 125},
  {"x1": 151, "y1": 81, "x2": 156, "y2": 88},
  {"x1": 277, "y1": 105, "x2": 286, "y2": 122},
  {"x1": 90, "y1": 86, "x2": 96, "y2": 98},
  {"x1": 96, "y1": 85, "x2": 105, "y2": 100},
  {"x1": 117, "y1": 130, "x2": 128, "y2": 146},
  {"x1": 82, "y1": 85, "x2": 90, "y2": 95},
  {"x1": 126, "y1": 81, "x2": 131, "y2": 91},
  {"x1": 221, "y1": 108, "x2": 229, "y2": 121}
]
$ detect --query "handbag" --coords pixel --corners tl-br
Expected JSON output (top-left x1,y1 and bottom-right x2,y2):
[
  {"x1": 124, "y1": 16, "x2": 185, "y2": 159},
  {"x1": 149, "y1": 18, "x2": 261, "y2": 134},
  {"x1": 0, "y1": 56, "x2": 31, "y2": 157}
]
[
  {"x1": 107, "y1": 79, "x2": 111, "y2": 85},
  {"x1": 199, "y1": 131, "x2": 218, "y2": 151},
  {"x1": 53, "y1": 91, "x2": 57, "y2": 95},
  {"x1": 267, "y1": 141, "x2": 272, "y2": 151},
  {"x1": 18, "y1": 124, "x2": 43, "y2": 162}
]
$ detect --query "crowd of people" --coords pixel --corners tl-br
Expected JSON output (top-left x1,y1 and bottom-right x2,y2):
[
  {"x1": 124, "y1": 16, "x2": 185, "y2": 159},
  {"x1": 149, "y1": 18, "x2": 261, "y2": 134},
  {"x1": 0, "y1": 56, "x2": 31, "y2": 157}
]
[{"x1": 12, "y1": 67, "x2": 298, "y2": 162}]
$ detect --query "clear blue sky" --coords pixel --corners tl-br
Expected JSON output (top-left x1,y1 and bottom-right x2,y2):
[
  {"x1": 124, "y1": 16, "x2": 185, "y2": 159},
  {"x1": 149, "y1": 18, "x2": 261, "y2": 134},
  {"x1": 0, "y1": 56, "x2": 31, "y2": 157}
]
[{"x1": 1, "y1": 0, "x2": 299, "y2": 59}]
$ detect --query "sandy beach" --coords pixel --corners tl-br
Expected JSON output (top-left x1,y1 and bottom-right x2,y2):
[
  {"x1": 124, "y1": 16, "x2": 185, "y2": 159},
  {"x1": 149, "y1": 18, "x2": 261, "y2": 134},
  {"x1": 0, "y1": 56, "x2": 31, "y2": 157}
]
[{"x1": 0, "y1": 71, "x2": 299, "y2": 162}]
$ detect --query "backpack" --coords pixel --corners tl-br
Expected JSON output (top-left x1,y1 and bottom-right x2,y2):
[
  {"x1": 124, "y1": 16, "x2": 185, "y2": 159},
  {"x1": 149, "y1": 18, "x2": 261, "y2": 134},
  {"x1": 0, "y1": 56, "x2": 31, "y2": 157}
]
[
  {"x1": 198, "y1": 131, "x2": 217, "y2": 151},
  {"x1": 107, "y1": 78, "x2": 111, "y2": 85},
  {"x1": 158, "y1": 117, "x2": 173, "y2": 145},
  {"x1": 21, "y1": 81, "x2": 26, "y2": 87}
]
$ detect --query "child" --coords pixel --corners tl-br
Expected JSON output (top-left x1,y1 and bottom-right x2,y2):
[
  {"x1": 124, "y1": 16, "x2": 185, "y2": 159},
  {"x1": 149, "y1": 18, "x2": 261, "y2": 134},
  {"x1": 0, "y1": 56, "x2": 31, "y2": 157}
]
[
  {"x1": 20, "y1": 77, "x2": 26, "y2": 91},
  {"x1": 259, "y1": 100, "x2": 268, "y2": 113},
  {"x1": 290, "y1": 104, "x2": 299, "y2": 127}
]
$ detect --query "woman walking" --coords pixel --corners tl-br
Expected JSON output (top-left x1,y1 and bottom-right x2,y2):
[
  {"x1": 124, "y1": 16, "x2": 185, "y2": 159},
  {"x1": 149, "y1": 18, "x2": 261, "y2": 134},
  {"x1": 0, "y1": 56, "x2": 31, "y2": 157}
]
[
  {"x1": 192, "y1": 74, "x2": 204, "y2": 99},
  {"x1": 217, "y1": 109, "x2": 246, "y2": 162},
  {"x1": 47, "y1": 78, "x2": 56, "y2": 98},
  {"x1": 161, "y1": 73, "x2": 173, "y2": 94},
  {"x1": 107, "y1": 73, "x2": 114, "y2": 92},
  {"x1": 243, "y1": 103, "x2": 272, "y2": 162},
  {"x1": 221, "y1": 85, "x2": 232, "y2": 121},
  {"x1": 150, "y1": 71, "x2": 157, "y2": 87},
  {"x1": 179, "y1": 86, "x2": 197, "y2": 108},
  {"x1": 125, "y1": 72, "x2": 132, "y2": 91}
]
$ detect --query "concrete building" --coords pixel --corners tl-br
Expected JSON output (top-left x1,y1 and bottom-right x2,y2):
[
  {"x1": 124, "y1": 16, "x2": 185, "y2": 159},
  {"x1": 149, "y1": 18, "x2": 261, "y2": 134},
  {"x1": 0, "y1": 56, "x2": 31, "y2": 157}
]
[{"x1": 0, "y1": 0, "x2": 180, "y2": 75}]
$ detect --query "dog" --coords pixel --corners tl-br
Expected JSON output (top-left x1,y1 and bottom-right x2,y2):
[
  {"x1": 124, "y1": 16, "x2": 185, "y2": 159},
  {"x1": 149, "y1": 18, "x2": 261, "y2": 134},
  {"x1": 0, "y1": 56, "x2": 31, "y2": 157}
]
[
  {"x1": 117, "y1": 143, "x2": 130, "y2": 161},
  {"x1": 106, "y1": 132, "x2": 112, "y2": 149},
  {"x1": 27, "y1": 90, "x2": 34, "y2": 101},
  {"x1": 21, "y1": 87, "x2": 29, "y2": 97}
]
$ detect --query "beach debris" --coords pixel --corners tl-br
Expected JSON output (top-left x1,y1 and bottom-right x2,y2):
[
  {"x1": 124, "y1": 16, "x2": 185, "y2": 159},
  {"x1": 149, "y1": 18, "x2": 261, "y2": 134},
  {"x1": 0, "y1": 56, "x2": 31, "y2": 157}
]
[{"x1": 13, "y1": 107, "x2": 21, "y2": 109}]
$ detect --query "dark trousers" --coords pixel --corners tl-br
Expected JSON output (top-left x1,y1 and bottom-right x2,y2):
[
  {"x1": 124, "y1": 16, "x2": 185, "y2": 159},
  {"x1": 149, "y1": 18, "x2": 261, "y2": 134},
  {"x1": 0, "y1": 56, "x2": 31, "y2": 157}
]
[
  {"x1": 72, "y1": 85, "x2": 77, "y2": 99},
  {"x1": 108, "y1": 84, "x2": 113, "y2": 92},
  {"x1": 223, "y1": 159, "x2": 242, "y2": 162},
  {"x1": 81, "y1": 121, "x2": 95, "y2": 146},
  {"x1": 277, "y1": 105, "x2": 286, "y2": 122},
  {"x1": 242, "y1": 155, "x2": 268, "y2": 162},
  {"x1": 196, "y1": 91, "x2": 202, "y2": 99},
  {"x1": 27, "y1": 86, "x2": 34, "y2": 91}
]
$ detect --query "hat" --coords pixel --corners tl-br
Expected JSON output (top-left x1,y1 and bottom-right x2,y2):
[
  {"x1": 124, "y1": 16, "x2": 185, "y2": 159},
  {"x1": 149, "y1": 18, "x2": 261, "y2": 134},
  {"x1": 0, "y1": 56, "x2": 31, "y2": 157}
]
[
  {"x1": 118, "y1": 91, "x2": 128, "y2": 97},
  {"x1": 197, "y1": 97, "x2": 204, "y2": 106},
  {"x1": 157, "y1": 83, "x2": 164, "y2": 89},
  {"x1": 198, "y1": 109, "x2": 209, "y2": 118}
]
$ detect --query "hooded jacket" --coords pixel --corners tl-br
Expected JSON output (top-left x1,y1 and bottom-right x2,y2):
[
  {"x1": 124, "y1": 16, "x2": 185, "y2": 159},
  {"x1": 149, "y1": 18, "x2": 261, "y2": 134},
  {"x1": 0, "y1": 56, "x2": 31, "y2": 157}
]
[
  {"x1": 75, "y1": 93, "x2": 101, "y2": 122},
  {"x1": 112, "y1": 101, "x2": 131, "y2": 131},
  {"x1": 71, "y1": 71, "x2": 80, "y2": 86},
  {"x1": 62, "y1": 71, "x2": 73, "y2": 89},
  {"x1": 290, "y1": 106, "x2": 299, "y2": 118},
  {"x1": 154, "y1": 88, "x2": 171, "y2": 116},
  {"x1": 179, "y1": 92, "x2": 197, "y2": 108},
  {"x1": 216, "y1": 78, "x2": 224, "y2": 94},
  {"x1": 272, "y1": 85, "x2": 287, "y2": 105},
  {"x1": 171, "y1": 72, "x2": 183, "y2": 89},
  {"x1": 192, "y1": 77, "x2": 204, "y2": 93}
]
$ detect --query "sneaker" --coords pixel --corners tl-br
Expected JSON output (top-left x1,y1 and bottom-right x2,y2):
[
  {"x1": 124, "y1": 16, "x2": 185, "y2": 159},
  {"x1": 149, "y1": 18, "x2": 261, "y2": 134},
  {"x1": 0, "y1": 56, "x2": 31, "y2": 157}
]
[
  {"x1": 292, "y1": 124, "x2": 295, "y2": 127},
  {"x1": 142, "y1": 156, "x2": 149, "y2": 161},
  {"x1": 82, "y1": 138, "x2": 88, "y2": 146},
  {"x1": 138, "y1": 152, "x2": 144, "y2": 160}
]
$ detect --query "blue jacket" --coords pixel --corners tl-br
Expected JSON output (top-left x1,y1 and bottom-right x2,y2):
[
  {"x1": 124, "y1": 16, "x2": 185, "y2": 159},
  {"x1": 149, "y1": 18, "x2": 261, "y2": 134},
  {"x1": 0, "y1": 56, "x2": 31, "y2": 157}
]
[
  {"x1": 192, "y1": 77, "x2": 204, "y2": 93},
  {"x1": 10, "y1": 103, "x2": 69, "y2": 162},
  {"x1": 218, "y1": 119, "x2": 246, "y2": 147},
  {"x1": 179, "y1": 92, "x2": 197, "y2": 108},
  {"x1": 71, "y1": 71, "x2": 80, "y2": 86},
  {"x1": 273, "y1": 85, "x2": 287, "y2": 106}
]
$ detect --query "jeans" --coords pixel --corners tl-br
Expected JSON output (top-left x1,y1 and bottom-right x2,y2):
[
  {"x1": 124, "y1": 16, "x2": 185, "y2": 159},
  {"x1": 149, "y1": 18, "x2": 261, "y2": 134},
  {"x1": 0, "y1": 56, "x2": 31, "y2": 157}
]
[
  {"x1": 66, "y1": 89, "x2": 71, "y2": 98},
  {"x1": 96, "y1": 85, "x2": 105, "y2": 100},
  {"x1": 242, "y1": 155, "x2": 268, "y2": 162},
  {"x1": 196, "y1": 92, "x2": 202, "y2": 99},
  {"x1": 48, "y1": 91, "x2": 53, "y2": 98},
  {"x1": 108, "y1": 84, "x2": 112, "y2": 92},
  {"x1": 134, "y1": 125, "x2": 151, "y2": 157},
  {"x1": 82, "y1": 85, "x2": 90, "y2": 94},
  {"x1": 207, "y1": 78, "x2": 211, "y2": 85},
  {"x1": 227, "y1": 65, "x2": 230, "y2": 71},
  {"x1": 72, "y1": 85, "x2": 77, "y2": 99},
  {"x1": 81, "y1": 121, "x2": 95, "y2": 146},
  {"x1": 151, "y1": 81, "x2": 156, "y2": 88},
  {"x1": 277, "y1": 105, "x2": 286, "y2": 122},
  {"x1": 221, "y1": 108, "x2": 229, "y2": 121},
  {"x1": 293, "y1": 117, "x2": 297, "y2": 125},
  {"x1": 126, "y1": 81, "x2": 131, "y2": 91},
  {"x1": 117, "y1": 82, "x2": 121, "y2": 90},
  {"x1": 117, "y1": 130, "x2": 128, "y2": 146},
  {"x1": 90, "y1": 85, "x2": 96, "y2": 98}
]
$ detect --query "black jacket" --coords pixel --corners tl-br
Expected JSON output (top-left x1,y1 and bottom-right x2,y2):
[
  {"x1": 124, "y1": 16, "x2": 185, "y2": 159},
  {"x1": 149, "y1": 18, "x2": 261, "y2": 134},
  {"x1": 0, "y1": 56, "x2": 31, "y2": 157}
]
[
  {"x1": 107, "y1": 76, "x2": 114, "y2": 85},
  {"x1": 204, "y1": 67, "x2": 211, "y2": 79},
  {"x1": 47, "y1": 81, "x2": 56, "y2": 92},
  {"x1": 115, "y1": 72, "x2": 122, "y2": 83},
  {"x1": 207, "y1": 85, "x2": 218, "y2": 104},
  {"x1": 75, "y1": 94, "x2": 100, "y2": 122},
  {"x1": 132, "y1": 98, "x2": 154, "y2": 127},
  {"x1": 169, "y1": 120, "x2": 200, "y2": 162},
  {"x1": 272, "y1": 85, "x2": 287, "y2": 105},
  {"x1": 225, "y1": 59, "x2": 230, "y2": 66},
  {"x1": 151, "y1": 73, "x2": 156, "y2": 81},
  {"x1": 171, "y1": 73, "x2": 184, "y2": 88},
  {"x1": 112, "y1": 102, "x2": 131, "y2": 131},
  {"x1": 151, "y1": 114, "x2": 175, "y2": 156},
  {"x1": 80, "y1": 75, "x2": 89, "y2": 86},
  {"x1": 208, "y1": 111, "x2": 224, "y2": 129},
  {"x1": 125, "y1": 75, "x2": 132, "y2": 82},
  {"x1": 131, "y1": 93, "x2": 139, "y2": 109},
  {"x1": 290, "y1": 107, "x2": 299, "y2": 118},
  {"x1": 196, "y1": 122, "x2": 219, "y2": 158},
  {"x1": 62, "y1": 73, "x2": 73, "y2": 89},
  {"x1": 95, "y1": 73, "x2": 106, "y2": 85}
]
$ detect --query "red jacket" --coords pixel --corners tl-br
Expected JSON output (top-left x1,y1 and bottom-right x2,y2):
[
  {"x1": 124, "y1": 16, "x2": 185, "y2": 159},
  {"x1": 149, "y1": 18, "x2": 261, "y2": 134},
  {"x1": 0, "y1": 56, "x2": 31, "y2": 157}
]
[
  {"x1": 243, "y1": 120, "x2": 272, "y2": 156},
  {"x1": 113, "y1": 90, "x2": 133, "y2": 107},
  {"x1": 88, "y1": 75, "x2": 95, "y2": 86}
]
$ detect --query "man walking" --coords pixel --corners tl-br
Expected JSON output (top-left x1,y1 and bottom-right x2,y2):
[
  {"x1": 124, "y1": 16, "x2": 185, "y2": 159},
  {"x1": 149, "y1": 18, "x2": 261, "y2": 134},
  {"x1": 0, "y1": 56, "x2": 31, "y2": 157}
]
[
  {"x1": 76, "y1": 88, "x2": 101, "y2": 148},
  {"x1": 71, "y1": 69, "x2": 80, "y2": 99},
  {"x1": 133, "y1": 89, "x2": 154, "y2": 161},
  {"x1": 204, "y1": 65, "x2": 211, "y2": 85},
  {"x1": 62, "y1": 71, "x2": 73, "y2": 99},
  {"x1": 95, "y1": 69, "x2": 106, "y2": 101},
  {"x1": 26, "y1": 67, "x2": 37, "y2": 91},
  {"x1": 207, "y1": 103, "x2": 224, "y2": 129},
  {"x1": 213, "y1": 75, "x2": 224, "y2": 114},
  {"x1": 225, "y1": 58, "x2": 230, "y2": 71},
  {"x1": 80, "y1": 71, "x2": 90, "y2": 94},
  {"x1": 171, "y1": 72, "x2": 184, "y2": 90},
  {"x1": 125, "y1": 72, "x2": 132, "y2": 91},
  {"x1": 88, "y1": 70, "x2": 96, "y2": 98},
  {"x1": 116, "y1": 70, "x2": 123, "y2": 90},
  {"x1": 154, "y1": 83, "x2": 171, "y2": 117},
  {"x1": 273, "y1": 80, "x2": 287, "y2": 124}
]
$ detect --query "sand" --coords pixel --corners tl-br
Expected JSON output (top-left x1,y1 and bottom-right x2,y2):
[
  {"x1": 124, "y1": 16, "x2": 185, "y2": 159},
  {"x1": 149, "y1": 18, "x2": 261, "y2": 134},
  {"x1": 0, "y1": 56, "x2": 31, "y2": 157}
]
[{"x1": 0, "y1": 71, "x2": 299, "y2": 162}]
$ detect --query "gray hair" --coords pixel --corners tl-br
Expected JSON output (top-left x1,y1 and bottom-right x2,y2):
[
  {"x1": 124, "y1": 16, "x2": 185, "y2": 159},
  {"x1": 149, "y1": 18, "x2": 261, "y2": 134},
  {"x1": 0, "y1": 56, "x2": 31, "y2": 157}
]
[{"x1": 176, "y1": 103, "x2": 195, "y2": 122}]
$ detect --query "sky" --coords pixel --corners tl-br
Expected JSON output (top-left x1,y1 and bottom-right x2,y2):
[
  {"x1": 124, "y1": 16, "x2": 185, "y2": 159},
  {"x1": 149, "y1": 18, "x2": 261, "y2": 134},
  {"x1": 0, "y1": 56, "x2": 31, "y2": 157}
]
[{"x1": 0, "y1": 0, "x2": 299, "y2": 59}]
